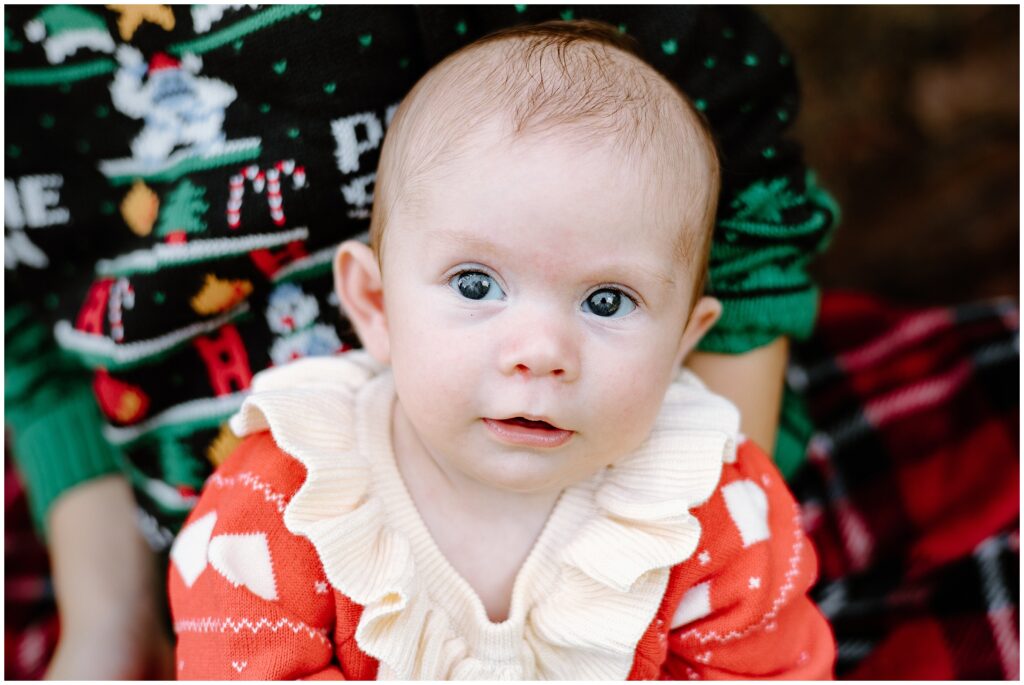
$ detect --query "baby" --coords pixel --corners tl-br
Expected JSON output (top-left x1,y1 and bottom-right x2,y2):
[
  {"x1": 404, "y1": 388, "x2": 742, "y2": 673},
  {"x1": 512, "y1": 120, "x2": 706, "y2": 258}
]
[{"x1": 169, "y1": 20, "x2": 834, "y2": 680}]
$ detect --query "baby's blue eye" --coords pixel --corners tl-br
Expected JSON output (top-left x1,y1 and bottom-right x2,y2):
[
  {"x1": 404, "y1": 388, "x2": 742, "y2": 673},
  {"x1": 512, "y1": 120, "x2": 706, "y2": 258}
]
[
  {"x1": 451, "y1": 271, "x2": 505, "y2": 301},
  {"x1": 582, "y1": 288, "x2": 636, "y2": 318}
]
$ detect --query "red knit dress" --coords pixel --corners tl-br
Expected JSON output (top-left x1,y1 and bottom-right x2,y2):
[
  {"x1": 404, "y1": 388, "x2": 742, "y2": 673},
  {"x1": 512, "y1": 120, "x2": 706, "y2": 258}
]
[{"x1": 168, "y1": 356, "x2": 835, "y2": 680}]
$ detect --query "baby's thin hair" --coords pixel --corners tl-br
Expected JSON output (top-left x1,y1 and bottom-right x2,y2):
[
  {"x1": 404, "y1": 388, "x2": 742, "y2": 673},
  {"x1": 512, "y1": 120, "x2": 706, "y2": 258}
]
[{"x1": 372, "y1": 19, "x2": 719, "y2": 298}]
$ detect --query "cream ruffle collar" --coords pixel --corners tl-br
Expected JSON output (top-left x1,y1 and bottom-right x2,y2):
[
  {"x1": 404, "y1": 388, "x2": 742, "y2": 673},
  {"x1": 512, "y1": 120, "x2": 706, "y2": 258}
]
[{"x1": 229, "y1": 351, "x2": 739, "y2": 680}]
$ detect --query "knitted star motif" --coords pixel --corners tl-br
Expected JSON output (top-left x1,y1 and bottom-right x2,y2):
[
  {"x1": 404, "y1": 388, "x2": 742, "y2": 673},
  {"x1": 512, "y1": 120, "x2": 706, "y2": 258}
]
[
  {"x1": 106, "y1": 4, "x2": 175, "y2": 41},
  {"x1": 728, "y1": 177, "x2": 804, "y2": 225}
]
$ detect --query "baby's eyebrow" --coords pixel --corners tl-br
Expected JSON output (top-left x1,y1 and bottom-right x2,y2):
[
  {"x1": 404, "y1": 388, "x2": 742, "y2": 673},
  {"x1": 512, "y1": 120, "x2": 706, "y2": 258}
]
[
  {"x1": 428, "y1": 227, "x2": 501, "y2": 253},
  {"x1": 645, "y1": 269, "x2": 677, "y2": 288}
]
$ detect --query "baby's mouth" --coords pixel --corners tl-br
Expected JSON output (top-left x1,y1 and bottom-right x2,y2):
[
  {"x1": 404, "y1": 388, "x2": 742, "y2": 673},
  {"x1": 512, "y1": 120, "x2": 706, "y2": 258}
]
[
  {"x1": 482, "y1": 416, "x2": 574, "y2": 448},
  {"x1": 504, "y1": 416, "x2": 559, "y2": 430}
]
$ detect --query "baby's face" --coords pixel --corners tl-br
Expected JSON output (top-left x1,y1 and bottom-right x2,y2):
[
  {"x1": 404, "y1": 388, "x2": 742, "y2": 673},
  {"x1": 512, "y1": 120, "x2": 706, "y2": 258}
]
[{"x1": 381, "y1": 132, "x2": 708, "y2": 493}]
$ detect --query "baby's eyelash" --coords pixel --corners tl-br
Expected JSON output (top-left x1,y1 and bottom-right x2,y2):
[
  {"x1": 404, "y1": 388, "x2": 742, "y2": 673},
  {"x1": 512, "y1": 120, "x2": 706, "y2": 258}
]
[{"x1": 589, "y1": 285, "x2": 641, "y2": 308}]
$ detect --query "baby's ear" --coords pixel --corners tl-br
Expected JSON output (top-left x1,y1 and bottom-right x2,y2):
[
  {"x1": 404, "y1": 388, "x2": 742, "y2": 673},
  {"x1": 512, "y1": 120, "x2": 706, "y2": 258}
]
[
  {"x1": 334, "y1": 240, "x2": 390, "y2": 364},
  {"x1": 675, "y1": 296, "x2": 722, "y2": 365}
]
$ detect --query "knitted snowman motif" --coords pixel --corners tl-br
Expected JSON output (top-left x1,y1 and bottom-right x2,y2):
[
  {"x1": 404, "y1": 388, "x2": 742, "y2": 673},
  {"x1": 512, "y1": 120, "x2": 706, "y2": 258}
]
[{"x1": 265, "y1": 283, "x2": 344, "y2": 365}]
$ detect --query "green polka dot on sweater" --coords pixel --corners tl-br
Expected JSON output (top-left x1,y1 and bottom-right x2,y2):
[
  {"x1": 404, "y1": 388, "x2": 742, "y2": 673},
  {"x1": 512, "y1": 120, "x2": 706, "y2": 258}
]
[
  {"x1": 308, "y1": 7, "x2": 322, "y2": 21},
  {"x1": 40, "y1": 114, "x2": 55, "y2": 129},
  {"x1": 617, "y1": 24, "x2": 627, "y2": 34},
  {"x1": 323, "y1": 82, "x2": 336, "y2": 94},
  {"x1": 515, "y1": 5, "x2": 527, "y2": 13},
  {"x1": 743, "y1": 53, "x2": 759, "y2": 67},
  {"x1": 100, "y1": 201, "x2": 115, "y2": 215},
  {"x1": 661, "y1": 39, "x2": 678, "y2": 55},
  {"x1": 777, "y1": 109, "x2": 789, "y2": 122},
  {"x1": 455, "y1": 20, "x2": 467, "y2": 36},
  {"x1": 287, "y1": 127, "x2": 300, "y2": 139},
  {"x1": 95, "y1": 105, "x2": 109, "y2": 118},
  {"x1": 259, "y1": 103, "x2": 271, "y2": 114},
  {"x1": 762, "y1": 146, "x2": 776, "y2": 159},
  {"x1": 153, "y1": 291, "x2": 166, "y2": 304},
  {"x1": 8, "y1": 144, "x2": 20, "y2": 158},
  {"x1": 232, "y1": 39, "x2": 243, "y2": 53},
  {"x1": 560, "y1": 9, "x2": 574, "y2": 21},
  {"x1": 273, "y1": 59, "x2": 287, "y2": 75},
  {"x1": 694, "y1": 98, "x2": 707, "y2": 112},
  {"x1": 358, "y1": 33, "x2": 372, "y2": 48},
  {"x1": 703, "y1": 55, "x2": 716, "y2": 69}
]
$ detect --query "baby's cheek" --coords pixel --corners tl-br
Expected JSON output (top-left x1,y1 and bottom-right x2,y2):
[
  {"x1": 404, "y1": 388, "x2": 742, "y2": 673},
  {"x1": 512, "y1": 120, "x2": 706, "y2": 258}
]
[
  {"x1": 391, "y1": 330, "x2": 481, "y2": 421},
  {"x1": 592, "y1": 361, "x2": 667, "y2": 443}
]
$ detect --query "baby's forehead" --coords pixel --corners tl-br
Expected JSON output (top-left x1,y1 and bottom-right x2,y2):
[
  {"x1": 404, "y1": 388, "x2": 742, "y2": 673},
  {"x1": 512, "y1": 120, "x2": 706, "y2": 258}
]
[
  {"x1": 412, "y1": 35, "x2": 711, "y2": 186},
  {"x1": 402, "y1": 133, "x2": 710, "y2": 277},
  {"x1": 374, "y1": 23, "x2": 719, "y2": 267}
]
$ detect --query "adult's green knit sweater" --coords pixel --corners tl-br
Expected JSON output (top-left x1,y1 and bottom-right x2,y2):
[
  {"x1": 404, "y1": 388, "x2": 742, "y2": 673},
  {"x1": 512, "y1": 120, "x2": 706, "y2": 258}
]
[{"x1": 5, "y1": 5, "x2": 836, "y2": 541}]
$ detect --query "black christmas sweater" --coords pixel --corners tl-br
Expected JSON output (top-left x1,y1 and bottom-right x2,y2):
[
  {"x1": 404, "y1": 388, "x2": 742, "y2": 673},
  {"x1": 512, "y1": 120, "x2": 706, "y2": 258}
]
[{"x1": 4, "y1": 4, "x2": 837, "y2": 547}]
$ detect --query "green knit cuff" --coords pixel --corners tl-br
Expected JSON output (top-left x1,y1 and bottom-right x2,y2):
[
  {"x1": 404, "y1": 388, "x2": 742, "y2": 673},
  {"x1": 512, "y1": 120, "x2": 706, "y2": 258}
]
[
  {"x1": 699, "y1": 285, "x2": 821, "y2": 354},
  {"x1": 11, "y1": 383, "x2": 124, "y2": 537},
  {"x1": 699, "y1": 170, "x2": 839, "y2": 355}
]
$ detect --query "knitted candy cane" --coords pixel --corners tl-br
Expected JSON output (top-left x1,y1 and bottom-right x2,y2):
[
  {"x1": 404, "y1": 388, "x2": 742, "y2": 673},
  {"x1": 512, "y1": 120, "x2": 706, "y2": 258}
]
[
  {"x1": 226, "y1": 161, "x2": 307, "y2": 230},
  {"x1": 108, "y1": 277, "x2": 135, "y2": 342}
]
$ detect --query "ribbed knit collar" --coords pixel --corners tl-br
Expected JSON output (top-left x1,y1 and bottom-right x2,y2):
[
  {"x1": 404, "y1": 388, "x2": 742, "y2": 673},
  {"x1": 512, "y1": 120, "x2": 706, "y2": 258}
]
[{"x1": 229, "y1": 351, "x2": 739, "y2": 679}]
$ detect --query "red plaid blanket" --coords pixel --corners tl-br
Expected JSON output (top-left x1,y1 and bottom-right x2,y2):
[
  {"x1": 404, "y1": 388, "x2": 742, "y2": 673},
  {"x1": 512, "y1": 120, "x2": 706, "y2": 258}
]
[
  {"x1": 789, "y1": 291, "x2": 1020, "y2": 679},
  {"x1": 4, "y1": 291, "x2": 1019, "y2": 679},
  {"x1": 4, "y1": 452, "x2": 58, "y2": 680}
]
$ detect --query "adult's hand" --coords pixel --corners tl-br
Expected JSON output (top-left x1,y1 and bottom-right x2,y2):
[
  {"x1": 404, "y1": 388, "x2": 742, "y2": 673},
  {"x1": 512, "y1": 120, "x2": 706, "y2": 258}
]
[{"x1": 44, "y1": 475, "x2": 174, "y2": 680}]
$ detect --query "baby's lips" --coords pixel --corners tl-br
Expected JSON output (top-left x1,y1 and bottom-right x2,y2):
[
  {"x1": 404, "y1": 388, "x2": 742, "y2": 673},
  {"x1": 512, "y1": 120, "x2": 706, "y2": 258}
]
[
  {"x1": 482, "y1": 417, "x2": 575, "y2": 448},
  {"x1": 494, "y1": 415, "x2": 567, "y2": 432}
]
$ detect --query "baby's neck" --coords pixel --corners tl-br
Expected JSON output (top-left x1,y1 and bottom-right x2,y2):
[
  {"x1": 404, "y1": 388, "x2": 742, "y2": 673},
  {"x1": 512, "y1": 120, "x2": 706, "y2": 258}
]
[{"x1": 391, "y1": 402, "x2": 560, "y2": 622}]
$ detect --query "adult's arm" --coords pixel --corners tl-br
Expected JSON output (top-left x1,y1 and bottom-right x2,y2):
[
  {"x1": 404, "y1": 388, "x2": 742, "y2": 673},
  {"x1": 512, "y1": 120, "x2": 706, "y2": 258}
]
[
  {"x1": 687, "y1": 337, "x2": 789, "y2": 455},
  {"x1": 5, "y1": 305, "x2": 124, "y2": 535},
  {"x1": 44, "y1": 476, "x2": 173, "y2": 680},
  {"x1": 6, "y1": 305, "x2": 171, "y2": 679}
]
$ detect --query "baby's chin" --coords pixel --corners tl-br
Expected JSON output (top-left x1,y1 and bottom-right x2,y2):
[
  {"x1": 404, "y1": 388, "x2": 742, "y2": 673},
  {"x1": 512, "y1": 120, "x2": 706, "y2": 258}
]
[{"x1": 458, "y1": 445, "x2": 613, "y2": 495}]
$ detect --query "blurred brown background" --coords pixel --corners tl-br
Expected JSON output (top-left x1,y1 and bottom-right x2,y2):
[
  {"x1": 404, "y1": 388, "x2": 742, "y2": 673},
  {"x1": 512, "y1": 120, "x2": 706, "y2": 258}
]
[{"x1": 759, "y1": 5, "x2": 1019, "y2": 305}]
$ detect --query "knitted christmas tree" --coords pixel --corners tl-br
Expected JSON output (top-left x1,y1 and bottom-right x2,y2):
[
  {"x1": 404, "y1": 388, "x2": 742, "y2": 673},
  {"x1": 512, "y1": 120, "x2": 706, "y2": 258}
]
[{"x1": 156, "y1": 180, "x2": 208, "y2": 243}]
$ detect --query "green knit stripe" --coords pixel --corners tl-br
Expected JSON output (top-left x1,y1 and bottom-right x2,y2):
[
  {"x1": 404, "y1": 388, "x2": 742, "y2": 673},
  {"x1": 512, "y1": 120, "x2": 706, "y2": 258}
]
[
  {"x1": 103, "y1": 395, "x2": 244, "y2": 448},
  {"x1": 709, "y1": 242, "x2": 805, "y2": 281},
  {"x1": 103, "y1": 139, "x2": 262, "y2": 186},
  {"x1": 95, "y1": 227, "x2": 305, "y2": 278},
  {"x1": 11, "y1": 383, "x2": 124, "y2": 536},
  {"x1": 54, "y1": 305, "x2": 253, "y2": 372},
  {"x1": 272, "y1": 245, "x2": 337, "y2": 283},
  {"x1": 168, "y1": 5, "x2": 317, "y2": 56},
  {"x1": 5, "y1": 58, "x2": 116, "y2": 86}
]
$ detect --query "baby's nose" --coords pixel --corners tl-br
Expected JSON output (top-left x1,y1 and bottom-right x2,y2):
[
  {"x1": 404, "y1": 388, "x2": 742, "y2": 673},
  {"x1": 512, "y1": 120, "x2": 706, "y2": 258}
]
[
  {"x1": 499, "y1": 314, "x2": 579, "y2": 381},
  {"x1": 513, "y1": 362, "x2": 566, "y2": 378}
]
